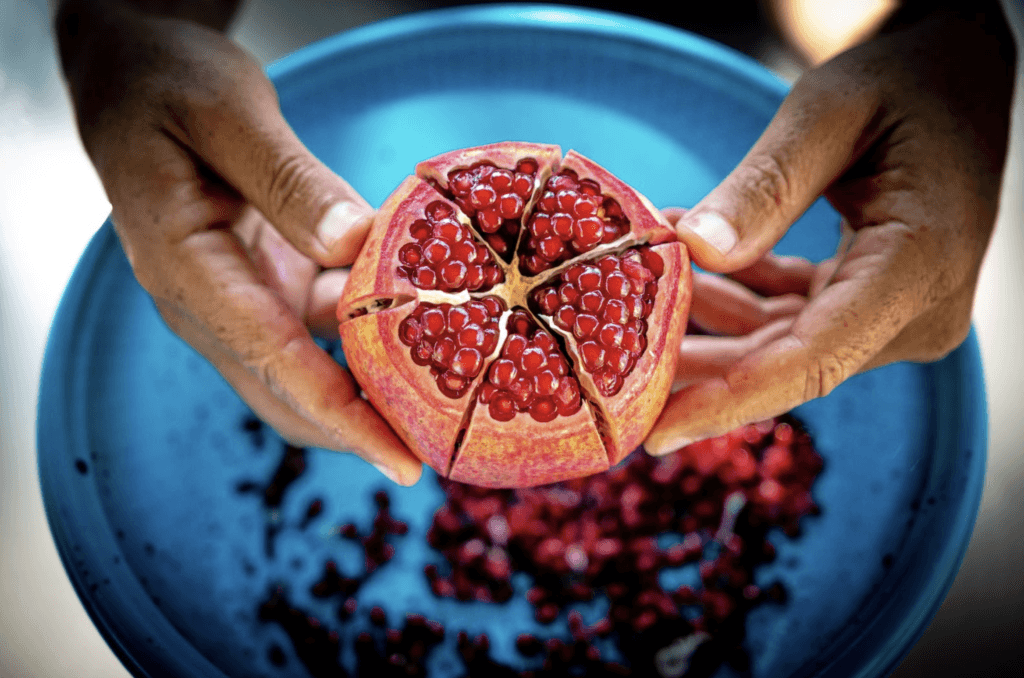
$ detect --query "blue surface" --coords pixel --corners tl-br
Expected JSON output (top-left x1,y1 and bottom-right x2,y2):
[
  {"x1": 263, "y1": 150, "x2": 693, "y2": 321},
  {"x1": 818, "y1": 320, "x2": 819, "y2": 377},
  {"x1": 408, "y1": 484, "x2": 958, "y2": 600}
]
[{"x1": 38, "y1": 5, "x2": 986, "y2": 678}]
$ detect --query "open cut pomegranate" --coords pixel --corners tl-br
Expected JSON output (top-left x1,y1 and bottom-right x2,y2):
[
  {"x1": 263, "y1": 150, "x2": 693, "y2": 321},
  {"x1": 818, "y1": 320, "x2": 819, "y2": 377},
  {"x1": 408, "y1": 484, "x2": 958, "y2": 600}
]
[{"x1": 338, "y1": 143, "x2": 691, "y2": 487}]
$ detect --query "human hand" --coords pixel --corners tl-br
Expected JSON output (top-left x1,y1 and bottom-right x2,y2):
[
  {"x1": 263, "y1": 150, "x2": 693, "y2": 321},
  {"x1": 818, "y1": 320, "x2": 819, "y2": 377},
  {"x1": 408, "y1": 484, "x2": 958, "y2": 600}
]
[
  {"x1": 646, "y1": 5, "x2": 1016, "y2": 454},
  {"x1": 56, "y1": 0, "x2": 422, "y2": 484}
]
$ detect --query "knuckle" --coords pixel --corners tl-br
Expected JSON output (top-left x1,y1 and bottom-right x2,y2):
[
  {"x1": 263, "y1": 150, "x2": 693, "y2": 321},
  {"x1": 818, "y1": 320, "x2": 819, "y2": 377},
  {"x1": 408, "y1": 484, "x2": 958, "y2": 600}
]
[
  {"x1": 803, "y1": 352, "x2": 849, "y2": 401},
  {"x1": 265, "y1": 152, "x2": 315, "y2": 224},
  {"x1": 735, "y1": 152, "x2": 792, "y2": 215}
]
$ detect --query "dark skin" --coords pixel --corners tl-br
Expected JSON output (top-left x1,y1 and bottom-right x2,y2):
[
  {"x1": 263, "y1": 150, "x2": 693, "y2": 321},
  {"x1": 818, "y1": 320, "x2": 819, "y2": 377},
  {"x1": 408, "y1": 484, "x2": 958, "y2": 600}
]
[{"x1": 56, "y1": 1, "x2": 1016, "y2": 474}]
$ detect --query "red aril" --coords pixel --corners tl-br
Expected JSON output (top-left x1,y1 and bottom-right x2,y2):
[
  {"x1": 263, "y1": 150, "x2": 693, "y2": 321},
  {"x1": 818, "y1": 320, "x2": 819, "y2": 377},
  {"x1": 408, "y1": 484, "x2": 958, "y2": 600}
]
[{"x1": 338, "y1": 143, "x2": 691, "y2": 487}]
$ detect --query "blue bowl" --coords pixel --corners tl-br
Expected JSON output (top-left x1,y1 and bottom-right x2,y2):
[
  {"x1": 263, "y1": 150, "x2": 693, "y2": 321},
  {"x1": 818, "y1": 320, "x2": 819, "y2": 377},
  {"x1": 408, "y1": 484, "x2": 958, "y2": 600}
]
[{"x1": 38, "y1": 5, "x2": 986, "y2": 677}]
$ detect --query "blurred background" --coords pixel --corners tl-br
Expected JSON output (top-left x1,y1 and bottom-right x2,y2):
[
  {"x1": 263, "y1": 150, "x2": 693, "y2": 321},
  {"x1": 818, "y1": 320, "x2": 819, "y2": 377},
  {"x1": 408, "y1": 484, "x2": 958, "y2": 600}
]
[{"x1": 1, "y1": 0, "x2": 1020, "y2": 676}]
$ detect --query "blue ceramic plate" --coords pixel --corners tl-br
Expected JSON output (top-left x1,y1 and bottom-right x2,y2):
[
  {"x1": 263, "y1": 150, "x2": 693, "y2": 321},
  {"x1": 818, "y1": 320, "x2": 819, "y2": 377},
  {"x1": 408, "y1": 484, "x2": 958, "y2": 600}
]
[{"x1": 38, "y1": 6, "x2": 986, "y2": 678}]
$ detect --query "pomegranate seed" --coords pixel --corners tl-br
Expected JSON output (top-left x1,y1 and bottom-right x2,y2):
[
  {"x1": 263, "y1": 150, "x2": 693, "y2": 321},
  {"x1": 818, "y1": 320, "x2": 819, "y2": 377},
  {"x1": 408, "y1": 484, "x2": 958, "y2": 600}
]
[
  {"x1": 573, "y1": 216, "x2": 603, "y2": 246},
  {"x1": 554, "y1": 306, "x2": 576, "y2": 330},
  {"x1": 421, "y1": 238, "x2": 450, "y2": 266},
  {"x1": 466, "y1": 302, "x2": 489, "y2": 325},
  {"x1": 599, "y1": 323, "x2": 624, "y2": 348},
  {"x1": 440, "y1": 260, "x2": 467, "y2": 288},
  {"x1": 539, "y1": 191, "x2": 558, "y2": 212},
  {"x1": 398, "y1": 317, "x2": 421, "y2": 346},
  {"x1": 490, "y1": 169, "x2": 513, "y2": 192},
  {"x1": 459, "y1": 325, "x2": 485, "y2": 349},
  {"x1": 503, "y1": 334, "x2": 527, "y2": 361},
  {"x1": 535, "y1": 371, "x2": 560, "y2": 397},
  {"x1": 508, "y1": 377, "x2": 534, "y2": 407},
  {"x1": 449, "y1": 170, "x2": 473, "y2": 195},
  {"x1": 446, "y1": 306, "x2": 470, "y2": 332},
  {"x1": 553, "y1": 379, "x2": 581, "y2": 415},
  {"x1": 549, "y1": 171, "x2": 577, "y2": 191},
  {"x1": 535, "y1": 287, "x2": 559, "y2": 315},
  {"x1": 601, "y1": 299, "x2": 627, "y2": 324},
  {"x1": 481, "y1": 295, "x2": 505, "y2": 316},
  {"x1": 549, "y1": 354, "x2": 569, "y2": 376},
  {"x1": 573, "y1": 313, "x2": 600, "y2": 340},
  {"x1": 409, "y1": 218, "x2": 432, "y2": 241},
  {"x1": 513, "y1": 172, "x2": 534, "y2": 197},
  {"x1": 573, "y1": 195, "x2": 599, "y2": 218},
  {"x1": 538, "y1": 236, "x2": 565, "y2": 262},
  {"x1": 398, "y1": 243, "x2": 421, "y2": 266},
  {"x1": 421, "y1": 308, "x2": 445, "y2": 337},
  {"x1": 606, "y1": 346, "x2": 630, "y2": 374},
  {"x1": 604, "y1": 272, "x2": 629, "y2": 298},
  {"x1": 478, "y1": 382, "x2": 495, "y2": 404},
  {"x1": 431, "y1": 337, "x2": 456, "y2": 369},
  {"x1": 551, "y1": 213, "x2": 573, "y2": 238},
  {"x1": 533, "y1": 330, "x2": 556, "y2": 352},
  {"x1": 580, "y1": 290, "x2": 605, "y2": 314},
  {"x1": 413, "y1": 266, "x2": 438, "y2": 289},
  {"x1": 558, "y1": 283, "x2": 579, "y2": 306},
  {"x1": 530, "y1": 214, "x2": 551, "y2": 238},
  {"x1": 577, "y1": 266, "x2": 602, "y2": 292},
  {"x1": 593, "y1": 367, "x2": 622, "y2": 396},
  {"x1": 481, "y1": 328, "x2": 499, "y2": 355},
  {"x1": 437, "y1": 371, "x2": 467, "y2": 397},
  {"x1": 489, "y1": 359, "x2": 517, "y2": 388},
  {"x1": 579, "y1": 341, "x2": 605, "y2": 371},
  {"x1": 520, "y1": 347, "x2": 546, "y2": 376},
  {"x1": 477, "y1": 208, "x2": 502, "y2": 233},
  {"x1": 470, "y1": 184, "x2": 498, "y2": 209},
  {"x1": 556, "y1": 189, "x2": 579, "y2": 211},
  {"x1": 489, "y1": 393, "x2": 516, "y2": 421},
  {"x1": 425, "y1": 200, "x2": 453, "y2": 220},
  {"x1": 515, "y1": 157, "x2": 538, "y2": 174},
  {"x1": 499, "y1": 193, "x2": 524, "y2": 219}
]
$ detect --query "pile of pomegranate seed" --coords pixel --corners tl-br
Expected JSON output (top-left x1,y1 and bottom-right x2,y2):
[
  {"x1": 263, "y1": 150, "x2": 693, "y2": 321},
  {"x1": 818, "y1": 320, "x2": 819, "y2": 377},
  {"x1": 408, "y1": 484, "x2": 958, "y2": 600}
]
[
  {"x1": 397, "y1": 297, "x2": 505, "y2": 398},
  {"x1": 532, "y1": 247, "x2": 663, "y2": 396},
  {"x1": 477, "y1": 310, "x2": 583, "y2": 422},
  {"x1": 252, "y1": 411, "x2": 824, "y2": 676},
  {"x1": 520, "y1": 169, "x2": 629, "y2": 275},
  {"x1": 425, "y1": 415, "x2": 822, "y2": 672},
  {"x1": 447, "y1": 159, "x2": 538, "y2": 259},
  {"x1": 398, "y1": 200, "x2": 505, "y2": 291}
]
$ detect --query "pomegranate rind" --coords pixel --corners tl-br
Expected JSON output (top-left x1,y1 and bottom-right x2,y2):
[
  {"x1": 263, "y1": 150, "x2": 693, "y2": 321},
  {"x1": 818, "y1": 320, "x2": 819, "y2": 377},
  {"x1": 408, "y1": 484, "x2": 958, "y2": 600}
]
[
  {"x1": 337, "y1": 176, "x2": 473, "y2": 318},
  {"x1": 415, "y1": 142, "x2": 562, "y2": 190},
  {"x1": 560, "y1": 151, "x2": 676, "y2": 246},
  {"x1": 450, "y1": 406, "x2": 608, "y2": 488},
  {"x1": 568, "y1": 242, "x2": 691, "y2": 465},
  {"x1": 338, "y1": 306, "x2": 479, "y2": 473}
]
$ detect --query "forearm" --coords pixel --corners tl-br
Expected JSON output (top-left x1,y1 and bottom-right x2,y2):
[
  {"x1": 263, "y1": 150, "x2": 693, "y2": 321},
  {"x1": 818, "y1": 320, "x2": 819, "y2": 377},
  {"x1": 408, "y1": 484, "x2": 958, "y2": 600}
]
[{"x1": 55, "y1": 0, "x2": 241, "y2": 34}]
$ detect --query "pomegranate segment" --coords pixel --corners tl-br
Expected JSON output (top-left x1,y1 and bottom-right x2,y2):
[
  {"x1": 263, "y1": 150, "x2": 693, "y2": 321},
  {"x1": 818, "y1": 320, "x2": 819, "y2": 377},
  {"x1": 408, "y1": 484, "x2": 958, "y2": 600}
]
[
  {"x1": 398, "y1": 297, "x2": 506, "y2": 399},
  {"x1": 478, "y1": 310, "x2": 583, "y2": 423},
  {"x1": 519, "y1": 169, "x2": 631, "y2": 275},
  {"x1": 339, "y1": 304, "x2": 478, "y2": 474},
  {"x1": 397, "y1": 199, "x2": 504, "y2": 293},
  {"x1": 531, "y1": 247, "x2": 663, "y2": 397},
  {"x1": 570, "y1": 242, "x2": 691, "y2": 466}
]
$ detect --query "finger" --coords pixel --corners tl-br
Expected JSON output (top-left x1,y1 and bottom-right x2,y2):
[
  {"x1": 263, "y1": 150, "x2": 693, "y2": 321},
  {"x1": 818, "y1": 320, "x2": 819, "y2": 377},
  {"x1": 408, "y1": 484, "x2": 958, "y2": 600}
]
[
  {"x1": 162, "y1": 230, "x2": 422, "y2": 485},
  {"x1": 673, "y1": 318, "x2": 797, "y2": 389},
  {"x1": 646, "y1": 221, "x2": 931, "y2": 454},
  {"x1": 308, "y1": 268, "x2": 350, "y2": 339},
  {"x1": 674, "y1": 65, "x2": 882, "y2": 273},
  {"x1": 162, "y1": 52, "x2": 374, "y2": 267},
  {"x1": 689, "y1": 271, "x2": 806, "y2": 336},
  {"x1": 726, "y1": 253, "x2": 816, "y2": 297}
]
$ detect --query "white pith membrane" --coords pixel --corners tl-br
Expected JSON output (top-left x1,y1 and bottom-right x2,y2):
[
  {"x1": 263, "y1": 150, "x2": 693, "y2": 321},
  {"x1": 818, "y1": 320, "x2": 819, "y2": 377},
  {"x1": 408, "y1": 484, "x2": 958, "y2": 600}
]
[{"x1": 339, "y1": 151, "x2": 668, "y2": 478}]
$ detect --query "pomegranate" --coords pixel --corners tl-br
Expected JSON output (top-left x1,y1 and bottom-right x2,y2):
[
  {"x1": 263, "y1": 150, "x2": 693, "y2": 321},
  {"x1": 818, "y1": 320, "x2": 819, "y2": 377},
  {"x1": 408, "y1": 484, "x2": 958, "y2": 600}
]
[{"x1": 337, "y1": 143, "x2": 691, "y2": 487}]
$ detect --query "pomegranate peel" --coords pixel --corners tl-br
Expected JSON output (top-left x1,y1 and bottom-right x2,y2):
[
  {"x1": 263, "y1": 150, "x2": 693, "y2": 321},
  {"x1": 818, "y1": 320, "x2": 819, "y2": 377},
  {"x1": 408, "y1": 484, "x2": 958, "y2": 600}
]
[{"x1": 337, "y1": 143, "x2": 691, "y2": 488}]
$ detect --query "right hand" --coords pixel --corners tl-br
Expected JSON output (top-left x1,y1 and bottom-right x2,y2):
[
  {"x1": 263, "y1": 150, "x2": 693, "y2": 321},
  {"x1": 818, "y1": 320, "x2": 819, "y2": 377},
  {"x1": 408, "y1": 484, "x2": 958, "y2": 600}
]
[{"x1": 56, "y1": 0, "x2": 422, "y2": 485}]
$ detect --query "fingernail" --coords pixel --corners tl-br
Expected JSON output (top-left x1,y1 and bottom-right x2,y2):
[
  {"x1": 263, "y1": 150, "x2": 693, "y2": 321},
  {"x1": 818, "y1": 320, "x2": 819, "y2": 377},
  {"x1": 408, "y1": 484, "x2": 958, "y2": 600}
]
[
  {"x1": 316, "y1": 202, "x2": 370, "y2": 251},
  {"x1": 683, "y1": 212, "x2": 738, "y2": 256},
  {"x1": 371, "y1": 461, "x2": 403, "y2": 485},
  {"x1": 646, "y1": 438, "x2": 692, "y2": 456}
]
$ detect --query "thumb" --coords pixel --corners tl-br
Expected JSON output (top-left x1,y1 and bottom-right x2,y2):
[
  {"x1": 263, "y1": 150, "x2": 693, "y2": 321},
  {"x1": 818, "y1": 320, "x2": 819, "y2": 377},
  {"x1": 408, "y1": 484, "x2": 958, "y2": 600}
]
[
  {"x1": 677, "y1": 66, "x2": 879, "y2": 273},
  {"x1": 168, "y1": 60, "x2": 373, "y2": 267}
]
